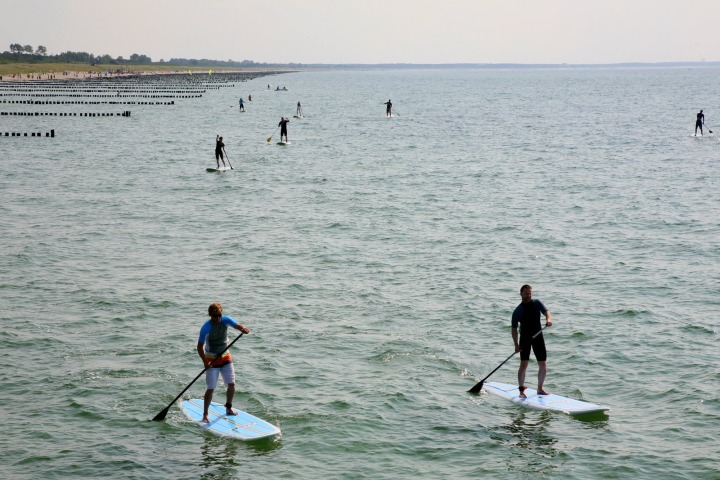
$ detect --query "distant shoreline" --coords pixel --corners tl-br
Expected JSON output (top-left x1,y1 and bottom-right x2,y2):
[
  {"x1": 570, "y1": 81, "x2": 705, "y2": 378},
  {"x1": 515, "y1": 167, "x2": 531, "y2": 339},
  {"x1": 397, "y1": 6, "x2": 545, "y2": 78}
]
[
  {"x1": 294, "y1": 61, "x2": 720, "y2": 70},
  {"x1": 1, "y1": 60, "x2": 718, "y2": 78},
  {"x1": 0, "y1": 63, "x2": 298, "y2": 79}
]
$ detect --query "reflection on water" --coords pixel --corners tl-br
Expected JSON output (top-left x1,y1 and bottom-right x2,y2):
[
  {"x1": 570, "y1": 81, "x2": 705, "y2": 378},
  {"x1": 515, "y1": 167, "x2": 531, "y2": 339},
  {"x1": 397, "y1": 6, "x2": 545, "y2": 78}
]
[
  {"x1": 572, "y1": 410, "x2": 610, "y2": 426},
  {"x1": 199, "y1": 433, "x2": 282, "y2": 480},
  {"x1": 486, "y1": 406, "x2": 610, "y2": 475},
  {"x1": 490, "y1": 410, "x2": 561, "y2": 475}
]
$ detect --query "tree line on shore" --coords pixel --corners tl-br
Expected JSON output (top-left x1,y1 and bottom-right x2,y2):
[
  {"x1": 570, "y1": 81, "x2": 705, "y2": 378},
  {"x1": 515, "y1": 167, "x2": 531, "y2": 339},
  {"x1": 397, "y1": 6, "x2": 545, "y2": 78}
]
[{"x1": 0, "y1": 43, "x2": 290, "y2": 68}]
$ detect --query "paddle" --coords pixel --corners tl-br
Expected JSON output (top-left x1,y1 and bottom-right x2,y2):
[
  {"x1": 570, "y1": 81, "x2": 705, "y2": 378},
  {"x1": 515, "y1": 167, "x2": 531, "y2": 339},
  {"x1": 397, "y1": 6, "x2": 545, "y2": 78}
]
[
  {"x1": 152, "y1": 333, "x2": 244, "y2": 421},
  {"x1": 707, "y1": 125, "x2": 713, "y2": 134},
  {"x1": 266, "y1": 127, "x2": 279, "y2": 143},
  {"x1": 468, "y1": 326, "x2": 547, "y2": 394},
  {"x1": 223, "y1": 149, "x2": 234, "y2": 170}
]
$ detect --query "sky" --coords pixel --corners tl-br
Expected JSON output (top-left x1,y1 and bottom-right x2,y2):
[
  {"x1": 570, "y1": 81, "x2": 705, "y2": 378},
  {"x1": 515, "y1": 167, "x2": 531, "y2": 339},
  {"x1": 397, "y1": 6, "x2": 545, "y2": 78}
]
[{"x1": 1, "y1": 0, "x2": 719, "y2": 65}]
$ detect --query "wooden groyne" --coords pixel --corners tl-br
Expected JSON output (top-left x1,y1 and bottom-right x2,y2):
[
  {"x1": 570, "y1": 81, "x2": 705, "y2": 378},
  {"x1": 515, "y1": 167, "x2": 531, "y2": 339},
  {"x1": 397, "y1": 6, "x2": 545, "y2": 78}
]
[
  {"x1": 1, "y1": 100, "x2": 172, "y2": 105},
  {"x1": 1, "y1": 111, "x2": 131, "y2": 117},
  {"x1": 1, "y1": 130, "x2": 55, "y2": 137}
]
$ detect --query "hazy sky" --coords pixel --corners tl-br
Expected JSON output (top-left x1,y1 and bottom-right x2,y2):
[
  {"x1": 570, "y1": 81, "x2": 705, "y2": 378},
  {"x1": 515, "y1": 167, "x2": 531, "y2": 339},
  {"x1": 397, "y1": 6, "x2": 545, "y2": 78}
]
[{"x1": 2, "y1": 0, "x2": 718, "y2": 64}]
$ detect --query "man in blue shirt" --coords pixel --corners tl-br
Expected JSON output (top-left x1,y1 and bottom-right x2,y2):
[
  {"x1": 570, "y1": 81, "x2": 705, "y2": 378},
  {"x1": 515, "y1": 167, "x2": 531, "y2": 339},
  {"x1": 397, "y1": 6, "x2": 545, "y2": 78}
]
[
  {"x1": 511, "y1": 285, "x2": 553, "y2": 398},
  {"x1": 197, "y1": 302, "x2": 250, "y2": 423}
]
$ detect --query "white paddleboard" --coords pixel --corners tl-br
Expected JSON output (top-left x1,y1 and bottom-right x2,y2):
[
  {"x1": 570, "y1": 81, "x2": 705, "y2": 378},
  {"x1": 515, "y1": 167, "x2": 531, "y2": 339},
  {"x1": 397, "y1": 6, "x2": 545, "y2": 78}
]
[
  {"x1": 181, "y1": 399, "x2": 281, "y2": 441},
  {"x1": 276, "y1": 141, "x2": 290, "y2": 146},
  {"x1": 207, "y1": 166, "x2": 232, "y2": 172},
  {"x1": 482, "y1": 382, "x2": 608, "y2": 415}
]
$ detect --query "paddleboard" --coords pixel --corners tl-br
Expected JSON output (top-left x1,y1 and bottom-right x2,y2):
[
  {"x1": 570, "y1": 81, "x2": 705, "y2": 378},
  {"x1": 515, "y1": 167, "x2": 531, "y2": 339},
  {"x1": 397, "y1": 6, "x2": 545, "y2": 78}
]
[
  {"x1": 293, "y1": 115, "x2": 304, "y2": 119},
  {"x1": 277, "y1": 141, "x2": 290, "y2": 145},
  {"x1": 206, "y1": 166, "x2": 232, "y2": 172},
  {"x1": 482, "y1": 382, "x2": 608, "y2": 415},
  {"x1": 181, "y1": 399, "x2": 281, "y2": 441}
]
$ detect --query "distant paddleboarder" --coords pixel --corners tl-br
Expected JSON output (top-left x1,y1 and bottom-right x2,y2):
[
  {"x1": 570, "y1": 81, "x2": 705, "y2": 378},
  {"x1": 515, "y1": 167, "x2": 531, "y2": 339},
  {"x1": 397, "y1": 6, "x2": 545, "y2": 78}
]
[
  {"x1": 239, "y1": 98, "x2": 245, "y2": 111},
  {"x1": 296, "y1": 101, "x2": 303, "y2": 117},
  {"x1": 278, "y1": 117, "x2": 290, "y2": 142},
  {"x1": 215, "y1": 135, "x2": 227, "y2": 169},
  {"x1": 384, "y1": 99, "x2": 392, "y2": 117},
  {"x1": 695, "y1": 110, "x2": 705, "y2": 136}
]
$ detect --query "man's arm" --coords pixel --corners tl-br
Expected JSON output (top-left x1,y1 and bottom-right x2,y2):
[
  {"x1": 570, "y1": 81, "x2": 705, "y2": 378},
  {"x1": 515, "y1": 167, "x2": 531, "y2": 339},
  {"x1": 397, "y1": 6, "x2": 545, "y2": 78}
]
[
  {"x1": 234, "y1": 323, "x2": 250, "y2": 334},
  {"x1": 543, "y1": 310, "x2": 553, "y2": 327},
  {"x1": 197, "y1": 342, "x2": 210, "y2": 368},
  {"x1": 512, "y1": 327, "x2": 520, "y2": 352}
]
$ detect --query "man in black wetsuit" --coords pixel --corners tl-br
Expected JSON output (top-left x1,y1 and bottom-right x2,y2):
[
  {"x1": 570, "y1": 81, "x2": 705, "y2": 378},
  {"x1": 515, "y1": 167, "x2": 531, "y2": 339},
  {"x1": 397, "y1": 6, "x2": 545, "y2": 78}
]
[
  {"x1": 215, "y1": 135, "x2": 227, "y2": 168},
  {"x1": 384, "y1": 99, "x2": 392, "y2": 117},
  {"x1": 278, "y1": 117, "x2": 289, "y2": 142},
  {"x1": 695, "y1": 110, "x2": 705, "y2": 136},
  {"x1": 511, "y1": 285, "x2": 553, "y2": 398}
]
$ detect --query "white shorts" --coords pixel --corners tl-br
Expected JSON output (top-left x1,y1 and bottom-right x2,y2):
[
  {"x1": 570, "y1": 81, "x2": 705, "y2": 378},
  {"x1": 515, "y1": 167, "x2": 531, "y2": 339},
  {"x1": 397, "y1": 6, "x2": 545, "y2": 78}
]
[{"x1": 205, "y1": 362, "x2": 235, "y2": 390}]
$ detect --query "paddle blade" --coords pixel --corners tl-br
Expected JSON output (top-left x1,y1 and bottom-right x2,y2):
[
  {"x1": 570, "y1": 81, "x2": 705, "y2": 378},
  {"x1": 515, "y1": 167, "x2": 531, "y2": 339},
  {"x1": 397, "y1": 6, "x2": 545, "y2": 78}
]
[
  {"x1": 152, "y1": 406, "x2": 170, "y2": 422},
  {"x1": 468, "y1": 380, "x2": 484, "y2": 394},
  {"x1": 266, "y1": 137, "x2": 272, "y2": 142},
  {"x1": 709, "y1": 129, "x2": 713, "y2": 133}
]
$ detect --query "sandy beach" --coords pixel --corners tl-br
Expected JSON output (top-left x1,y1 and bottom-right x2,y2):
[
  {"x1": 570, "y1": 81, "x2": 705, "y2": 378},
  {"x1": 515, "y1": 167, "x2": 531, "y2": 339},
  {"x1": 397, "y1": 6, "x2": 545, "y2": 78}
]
[
  {"x1": 0, "y1": 67, "x2": 294, "y2": 82},
  {"x1": 0, "y1": 70, "x2": 170, "y2": 81}
]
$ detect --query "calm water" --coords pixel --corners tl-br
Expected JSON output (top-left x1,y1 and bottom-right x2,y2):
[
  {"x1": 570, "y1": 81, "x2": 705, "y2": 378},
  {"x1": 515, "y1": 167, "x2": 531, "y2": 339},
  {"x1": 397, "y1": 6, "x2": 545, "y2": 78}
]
[{"x1": 1, "y1": 67, "x2": 719, "y2": 479}]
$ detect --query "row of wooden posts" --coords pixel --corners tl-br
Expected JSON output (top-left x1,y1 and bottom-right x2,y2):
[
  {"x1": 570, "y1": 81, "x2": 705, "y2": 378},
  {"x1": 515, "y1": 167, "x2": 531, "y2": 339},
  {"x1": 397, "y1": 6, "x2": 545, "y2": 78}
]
[
  {"x1": 1, "y1": 111, "x2": 131, "y2": 117},
  {"x1": 0, "y1": 93, "x2": 201, "y2": 98},
  {"x1": 1, "y1": 130, "x2": 55, "y2": 137},
  {"x1": 0, "y1": 88, "x2": 206, "y2": 94},
  {"x1": 1, "y1": 100, "x2": 174, "y2": 105}
]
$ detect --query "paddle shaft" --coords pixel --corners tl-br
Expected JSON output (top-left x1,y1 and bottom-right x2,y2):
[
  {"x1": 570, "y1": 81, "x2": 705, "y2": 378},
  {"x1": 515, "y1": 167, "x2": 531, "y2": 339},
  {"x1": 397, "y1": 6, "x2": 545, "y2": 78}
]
[
  {"x1": 468, "y1": 326, "x2": 547, "y2": 394},
  {"x1": 267, "y1": 126, "x2": 279, "y2": 142},
  {"x1": 223, "y1": 148, "x2": 233, "y2": 169},
  {"x1": 152, "y1": 332, "x2": 243, "y2": 421}
]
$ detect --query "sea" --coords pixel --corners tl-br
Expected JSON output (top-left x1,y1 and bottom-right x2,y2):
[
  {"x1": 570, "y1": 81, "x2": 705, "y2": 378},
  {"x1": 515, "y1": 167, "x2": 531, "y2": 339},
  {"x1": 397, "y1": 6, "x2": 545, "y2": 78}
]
[{"x1": 1, "y1": 66, "x2": 718, "y2": 479}]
